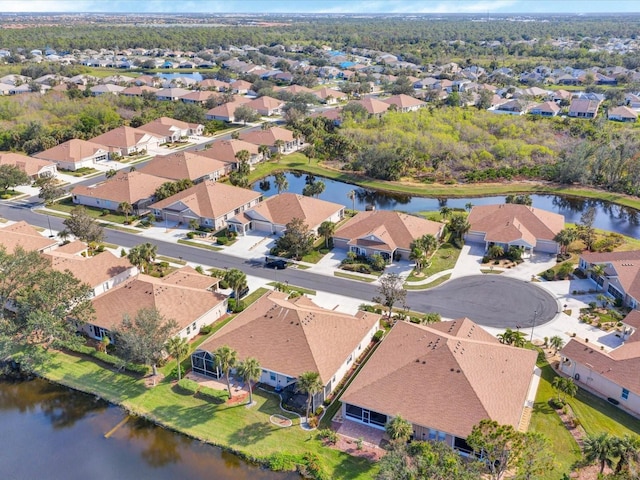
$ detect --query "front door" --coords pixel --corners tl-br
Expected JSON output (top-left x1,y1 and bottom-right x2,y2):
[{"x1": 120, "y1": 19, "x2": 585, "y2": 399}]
[{"x1": 363, "y1": 410, "x2": 370, "y2": 424}]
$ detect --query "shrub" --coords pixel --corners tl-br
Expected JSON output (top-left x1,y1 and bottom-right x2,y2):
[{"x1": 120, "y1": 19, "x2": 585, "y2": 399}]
[
  {"x1": 0, "y1": 193, "x2": 12, "y2": 200},
  {"x1": 307, "y1": 416, "x2": 319, "y2": 428},
  {"x1": 542, "y1": 269, "x2": 555, "y2": 281},
  {"x1": 170, "y1": 364, "x2": 185, "y2": 380},
  {"x1": 216, "y1": 236, "x2": 229, "y2": 245},
  {"x1": 120, "y1": 248, "x2": 127, "y2": 257},
  {"x1": 198, "y1": 385, "x2": 228, "y2": 403},
  {"x1": 269, "y1": 452, "x2": 303, "y2": 472},
  {"x1": 548, "y1": 398, "x2": 565, "y2": 409},
  {"x1": 199, "y1": 324, "x2": 213, "y2": 335},
  {"x1": 315, "y1": 406, "x2": 324, "y2": 416},
  {"x1": 177, "y1": 378, "x2": 200, "y2": 395},
  {"x1": 317, "y1": 429, "x2": 338, "y2": 445},
  {"x1": 186, "y1": 232, "x2": 195, "y2": 239},
  {"x1": 101, "y1": 209, "x2": 110, "y2": 216},
  {"x1": 615, "y1": 298, "x2": 623, "y2": 308},
  {"x1": 299, "y1": 452, "x2": 329, "y2": 480},
  {"x1": 373, "y1": 330, "x2": 385, "y2": 342},
  {"x1": 589, "y1": 301, "x2": 597, "y2": 309}
]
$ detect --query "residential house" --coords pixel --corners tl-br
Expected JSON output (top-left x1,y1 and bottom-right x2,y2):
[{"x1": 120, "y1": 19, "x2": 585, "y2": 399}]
[
  {"x1": 227, "y1": 192, "x2": 344, "y2": 236},
  {"x1": 578, "y1": 250, "x2": 640, "y2": 308},
  {"x1": 180, "y1": 90, "x2": 220, "y2": 105},
  {"x1": 121, "y1": 85, "x2": 159, "y2": 97},
  {"x1": 0, "y1": 152, "x2": 57, "y2": 179},
  {"x1": 205, "y1": 98, "x2": 252, "y2": 123},
  {"x1": 465, "y1": 204, "x2": 564, "y2": 254},
  {"x1": 0, "y1": 221, "x2": 58, "y2": 253},
  {"x1": 552, "y1": 89, "x2": 573, "y2": 105},
  {"x1": 192, "y1": 290, "x2": 380, "y2": 409},
  {"x1": 89, "y1": 84, "x2": 126, "y2": 96},
  {"x1": 137, "y1": 117, "x2": 204, "y2": 143},
  {"x1": 230, "y1": 80, "x2": 253, "y2": 95},
  {"x1": 79, "y1": 267, "x2": 227, "y2": 342},
  {"x1": 239, "y1": 126, "x2": 302, "y2": 155},
  {"x1": 90, "y1": 126, "x2": 163, "y2": 156},
  {"x1": 568, "y1": 98, "x2": 602, "y2": 119},
  {"x1": 34, "y1": 139, "x2": 110, "y2": 171},
  {"x1": 149, "y1": 181, "x2": 262, "y2": 230},
  {"x1": 243, "y1": 96, "x2": 285, "y2": 116},
  {"x1": 625, "y1": 93, "x2": 640, "y2": 110},
  {"x1": 559, "y1": 316, "x2": 640, "y2": 417},
  {"x1": 352, "y1": 97, "x2": 390, "y2": 117},
  {"x1": 154, "y1": 87, "x2": 190, "y2": 101},
  {"x1": 608, "y1": 106, "x2": 638, "y2": 123},
  {"x1": 71, "y1": 170, "x2": 167, "y2": 213},
  {"x1": 199, "y1": 139, "x2": 262, "y2": 167},
  {"x1": 529, "y1": 101, "x2": 561, "y2": 117},
  {"x1": 43, "y1": 247, "x2": 138, "y2": 298},
  {"x1": 489, "y1": 99, "x2": 533, "y2": 115},
  {"x1": 199, "y1": 79, "x2": 230, "y2": 91},
  {"x1": 333, "y1": 210, "x2": 444, "y2": 262},
  {"x1": 382, "y1": 94, "x2": 426, "y2": 112},
  {"x1": 340, "y1": 319, "x2": 539, "y2": 450},
  {"x1": 313, "y1": 87, "x2": 347, "y2": 104},
  {"x1": 139, "y1": 151, "x2": 228, "y2": 183}
]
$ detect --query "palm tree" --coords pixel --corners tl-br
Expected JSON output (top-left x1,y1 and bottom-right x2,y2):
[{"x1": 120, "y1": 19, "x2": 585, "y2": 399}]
[
  {"x1": 409, "y1": 247, "x2": 426, "y2": 272},
  {"x1": 415, "y1": 234, "x2": 438, "y2": 258},
  {"x1": 297, "y1": 371, "x2": 323, "y2": 421},
  {"x1": 583, "y1": 432, "x2": 616, "y2": 474},
  {"x1": 166, "y1": 336, "x2": 189, "y2": 381},
  {"x1": 497, "y1": 328, "x2": 525, "y2": 347},
  {"x1": 237, "y1": 357, "x2": 261, "y2": 405},
  {"x1": 612, "y1": 434, "x2": 640, "y2": 474},
  {"x1": 554, "y1": 228, "x2": 577, "y2": 255},
  {"x1": 214, "y1": 345, "x2": 237, "y2": 399},
  {"x1": 589, "y1": 264, "x2": 606, "y2": 291},
  {"x1": 439, "y1": 206, "x2": 452, "y2": 220},
  {"x1": 317, "y1": 221, "x2": 335, "y2": 249},
  {"x1": 347, "y1": 190, "x2": 356, "y2": 213},
  {"x1": 274, "y1": 172, "x2": 288, "y2": 194},
  {"x1": 465, "y1": 202, "x2": 474, "y2": 212},
  {"x1": 234, "y1": 149, "x2": 251, "y2": 165},
  {"x1": 549, "y1": 335, "x2": 565, "y2": 354},
  {"x1": 447, "y1": 214, "x2": 471, "y2": 244},
  {"x1": 488, "y1": 244, "x2": 505, "y2": 259},
  {"x1": 223, "y1": 268, "x2": 247, "y2": 307},
  {"x1": 127, "y1": 242, "x2": 157, "y2": 274},
  {"x1": 118, "y1": 201, "x2": 133, "y2": 223},
  {"x1": 386, "y1": 415, "x2": 413, "y2": 443},
  {"x1": 274, "y1": 139, "x2": 285, "y2": 154},
  {"x1": 258, "y1": 144, "x2": 270, "y2": 160}
]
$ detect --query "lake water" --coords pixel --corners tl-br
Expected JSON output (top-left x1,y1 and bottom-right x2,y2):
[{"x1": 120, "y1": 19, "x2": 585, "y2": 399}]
[
  {"x1": 253, "y1": 172, "x2": 640, "y2": 237},
  {"x1": 0, "y1": 378, "x2": 297, "y2": 480}
]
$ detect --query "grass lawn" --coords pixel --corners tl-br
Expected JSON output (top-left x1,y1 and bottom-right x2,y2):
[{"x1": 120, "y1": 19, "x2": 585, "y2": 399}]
[
  {"x1": 36, "y1": 349, "x2": 374, "y2": 479},
  {"x1": 177, "y1": 239, "x2": 222, "y2": 251},
  {"x1": 404, "y1": 274, "x2": 451, "y2": 290},
  {"x1": 59, "y1": 167, "x2": 99, "y2": 177},
  {"x1": 49, "y1": 197, "x2": 128, "y2": 224},
  {"x1": 266, "y1": 282, "x2": 316, "y2": 296},
  {"x1": 156, "y1": 255, "x2": 187, "y2": 265},
  {"x1": 0, "y1": 189, "x2": 23, "y2": 199},
  {"x1": 404, "y1": 243, "x2": 461, "y2": 283},
  {"x1": 301, "y1": 248, "x2": 327, "y2": 264},
  {"x1": 334, "y1": 271, "x2": 377, "y2": 282}
]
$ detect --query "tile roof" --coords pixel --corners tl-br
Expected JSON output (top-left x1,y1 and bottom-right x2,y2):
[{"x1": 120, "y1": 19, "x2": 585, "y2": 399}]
[
  {"x1": 138, "y1": 116, "x2": 198, "y2": 138},
  {"x1": 149, "y1": 181, "x2": 261, "y2": 220},
  {"x1": 205, "y1": 99, "x2": 251, "y2": 119},
  {"x1": 139, "y1": 151, "x2": 227, "y2": 181},
  {"x1": 91, "y1": 126, "x2": 163, "y2": 150},
  {"x1": 0, "y1": 221, "x2": 58, "y2": 253},
  {"x1": 43, "y1": 249, "x2": 135, "y2": 290},
  {"x1": 198, "y1": 291, "x2": 380, "y2": 383},
  {"x1": 609, "y1": 106, "x2": 638, "y2": 119},
  {"x1": 334, "y1": 210, "x2": 443, "y2": 252},
  {"x1": 313, "y1": 87, "x2": 346, "y2": 100},
  {"x1": 239, "y1": 126, "x2": 294, "y2": 146},
  {"x1": 354, "y1": 97, "x2": 390, "y2": 115},
  {"x1": 244, "y1": 95, "x2": 284, "y2": 111},
  {"x1": 0, "y1": 152, "x2": 55, "y2": 177},
  {"x1": 240, "y1": 193, "x2": 343, "y2": 230},
  {"x1": 468, "y1": 204, "x2": 564, "y2": 246},
  {"x1": 72, "y1": 170, "x2": 167, "y2": 204},
  {"x1": 382, "y1": 94, "x2": 426, "y2": 109},
  {"x1": 341, "y1": 319, "x2": 537, "y2": 438},
  {"x1": 569, "y1": 98, "x2": 601, "y2": 115},
  {"x1": 34, "y1": 139, "x2": 109, "y2": 163},
  {"x1": 198, "y1": 139, "x2": 259, "y2": 163},
  {"x1": 90, "y1": 270, "x2": 226, "y2": 331},
  {"x1": 581, "y1": 250, "x2": 640, "y2": 301}
]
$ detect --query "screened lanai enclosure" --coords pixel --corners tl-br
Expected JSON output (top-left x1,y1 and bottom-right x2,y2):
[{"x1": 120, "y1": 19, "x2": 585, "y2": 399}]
[{"x1": 191, "y1": 350, "x2": 219, "y2": 378}]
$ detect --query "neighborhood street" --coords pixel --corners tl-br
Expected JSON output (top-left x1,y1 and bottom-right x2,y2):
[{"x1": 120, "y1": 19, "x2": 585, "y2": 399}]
[{"x1": 0, "y1": 203, "x2": 558, "y2": 328}]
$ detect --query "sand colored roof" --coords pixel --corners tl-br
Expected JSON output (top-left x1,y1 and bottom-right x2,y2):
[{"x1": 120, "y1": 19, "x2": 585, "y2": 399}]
[
  {"x1": 157, "y1": 265, "x2": 218, "y2": 290},
  {"x1": 581, "y1": 250, "x2": 640, "y2": 301},
  {"x1": 334, "y1": 210, "x2": 443, "y2": 252},
  {"x1": 199, "y1": 139, "x2": 259, "y2": 163},
  {"x1": 231, "y1": 80, "x2": 252, "y2": 91},
  {"x1": 205, "y1": 98, "x2": 252, "y2": 119},
  {"x1": 0, "y1": 221, "x2": 58, "y2": 253},
  {"x1": 277, "y1": 84, "x2": 313, "y2": 95},
  {"x1": 121, "y1": 85, "x2": 159, "y2": 96},
  {"x1": 91, "y1": 126, "x2": 162, "y2": 150},
  {"x1": 198, "y1": 291, "x2": 380, "y2": 383},
  {"x1": 382, "y1": 94, "x2": 426, "y2": 109},
  {"x1": 244, "y1": 95, "x2": 284, "y2": 111},
  {"x1": 0, "y1": 152, "x2": 55, "y2": 177},
  {"x1": 623, "y1": 310, "x2": 640, "y2": 331},
  {"x1": 569, "y1": 98, "x2": 601, "y2": 115},
  {"x1": 139, "y1": 151, "x2": 227, "y2": 181},
  {"x1": 90, "y1": 270, "x2": 226, "y2": 332},
  {"x1": 137, "y1": 116, "x2": 195, "y2": 138},
  {"x1": 341, "y1": 319, "x2": 537, "y2": 438},
  {"x1": 354, "y1": 97, "x2": 390, "y2": 115},
  {"x1": 241, "y1": 193, "x2": 343, "y2": 230},
  {"x1": 561, "y1": 338, "x2": 640, "y2": 396},
  {"x1": 43, "y1": 249, "x2": 135, "y2": 290},
  {"x1": 72, "y1": 170, "x2": 167, "y2": 204},
  {"x1": 199, "y1": 79, "x2": 230, "y2": 90},
  {"x1": 609, "y1": 106, "x2": 638, "y2": 119},
  {"x1": 53, "y1": 240, "x2": 87, "y2": 255},
  {"x1": 313, "y1": 87, "x2": 346, "y2": 100},
  {"x1": 531, "y1": 101, "x2": 561, "y2": 114},
  {"x1": 34, "y1": 139, "x2": 109, "y2": 163},
  {"x1": 239, "y1": 126, "x2": 294, "y2": 146},
  {"x1": 468, "y1": 204, "x2": 564, "y2": 246},
  {"x1": 154, "y1": 87, "x2": 190, "y2": 99},
  {"x1": 149, "y1": 181, "x2": 261, "y2": 220},
  {"x1": 180, "y1": 90, "x2": 220, "y2": 103}
]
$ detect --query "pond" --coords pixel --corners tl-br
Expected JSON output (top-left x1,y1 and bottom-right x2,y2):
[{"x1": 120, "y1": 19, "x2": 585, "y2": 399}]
[
  {"x1": 0, "y1": 378, "x2": 297, "y2": 480},
  {"x1": 253, "y1": 172, "x2": 640, "y2": 237}
]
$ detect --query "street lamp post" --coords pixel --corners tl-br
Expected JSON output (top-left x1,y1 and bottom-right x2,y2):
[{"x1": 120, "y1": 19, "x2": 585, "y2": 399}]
[
  {"x1": 46, "y1": 213, "x2": 54, "y2": 238},
  {"x1": 530, "y1": 309, "x2": 538, "y2": 343}
]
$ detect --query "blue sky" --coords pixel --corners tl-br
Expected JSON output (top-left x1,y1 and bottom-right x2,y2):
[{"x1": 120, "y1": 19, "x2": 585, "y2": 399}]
[{"x1": 1, "y1": 1, "x2": 639, "y2": 14}]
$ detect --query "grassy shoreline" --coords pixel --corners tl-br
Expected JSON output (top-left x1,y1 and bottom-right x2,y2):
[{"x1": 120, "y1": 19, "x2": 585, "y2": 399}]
[{"x1": 250, "y1": 154, "x2": 640, "y2": 211}]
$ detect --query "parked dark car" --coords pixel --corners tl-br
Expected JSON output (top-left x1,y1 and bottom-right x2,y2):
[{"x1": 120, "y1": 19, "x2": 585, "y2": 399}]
[
  {"x1": 229, "y1": 286, "x2": 250, "y2": 299},
  {"x1": 265, "y1": 258, "x2": 288, "y2": 270}
]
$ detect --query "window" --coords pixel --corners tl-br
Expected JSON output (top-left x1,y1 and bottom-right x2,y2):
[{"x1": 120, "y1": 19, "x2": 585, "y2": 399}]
[
  {"x1": 186, "y1": 326, "x2": 190, "y2": 335},
  {"x1": 270, "y1": 372, "x2": 276, "y2": 382},
  {"x1": 438, "y1": 432, "x2": 446, "y2": 442},
  {"x1": 347, "y1": 354, "x2": 353, "y2": 365},
  {"x1": 622, "y1": 388, "x2": 630, "y2": 400},
  {"x1": 428, "y1": 429, "x2": 437, "y2": 441},
  {"x1": 192, "y1": 322, "x2": 196, "y2": 330}
]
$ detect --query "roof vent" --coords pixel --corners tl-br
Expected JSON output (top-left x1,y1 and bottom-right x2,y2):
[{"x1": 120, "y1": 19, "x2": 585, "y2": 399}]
[{"x1": 416, "y1": 359, "x2": 420, "y2": 363}]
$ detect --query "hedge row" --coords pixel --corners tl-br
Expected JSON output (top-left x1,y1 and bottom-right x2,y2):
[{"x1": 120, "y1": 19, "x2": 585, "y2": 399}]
[{"x1": 65, "y1": 343, "x2": 149, "y2": 375}]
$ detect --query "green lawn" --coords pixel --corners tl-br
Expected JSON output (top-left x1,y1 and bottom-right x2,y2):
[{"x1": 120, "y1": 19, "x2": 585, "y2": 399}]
[
  {"x1": 404, "y1": 274, "x2": 451, "y2": 290},
  {"x1": 334, "y1": 271, "x2": 377, "y2": 282},
  {"x1": 177, "y1": 239, "x2": 222, "y2": 251},
  {"x1": 59, "y1": 167, "x2": 99, "y2": 177},
  {"x1": 36, "y1": 350, "x2": 374, "y2": 479},
  {"x1": 266, "y1": 282, "x2": 316, "y2": 296},
  {"x1": 404, "y1": 243, "x2": 461, "y2": 283},
  {"x1": 49, "y1": 197, "x2": 128, "y2": 224}
]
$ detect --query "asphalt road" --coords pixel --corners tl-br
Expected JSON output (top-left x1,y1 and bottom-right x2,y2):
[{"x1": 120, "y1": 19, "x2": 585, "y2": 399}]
[{"x1": 0, "y1": 204, "x2": 558, "y2": 329}]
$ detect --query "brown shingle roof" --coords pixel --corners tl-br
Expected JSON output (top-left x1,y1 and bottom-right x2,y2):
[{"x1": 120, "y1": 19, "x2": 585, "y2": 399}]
[
  {"x1": 0, "y1": 152, "x2": 54, "y2": 177},
  {"x1": 581, "y1": 250, "x2": 640, "y2": 301},
  {"x1": 468, "y1": 204, "x2": 564, "y2": 246},
  {"x1": 137, "y1": 116, "x2": 194, "y2": 138},
  {"x1": 139, "y1": 151, "x2": 227, "y2": 181},
  {"x1": 341, "y1": 319, "x2": 537, "y2": 438},
  {"x1": 334, "y1": 210, "x2": 443, "y2": 252},
  {"x1": 0, "y1": 221, "x2": 58, "y2": 253},
  {"x1": 34, "y1": 139, "x2": 109, "y2": 163},
  {"x1": 72, "y1": 170, "x2": 167, "y2": 204},
  {"x1": 241, "y1": 193, "x2": 343, "y2": 230},
  {"x1": 149, "y1": 181, "x2": 261, "y2": 221},
  {"x1": 90, "y1": 270, "x2": 226, "y2": 332},
  {"x1": 354, "y1": 97, "x2": 390, "y2": 115},
  {"x1": 239, "y1": 126, "x2": 294, "y2": 146},
  {"x1": 382, "y1": 94, "x2": 426, "y2": 109},
  {"x1": 199, "y1": 139, "x2": 259, "y2": 163},
  {"x1": 91, "y1": 126, "x2": 162, "y2": 150},
  {"x1": 198, "y1": 291, "x2": 380, "y2": 383},
  {"x1": 43, "y1": 249, "x2": 135, "y2": 290}
]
